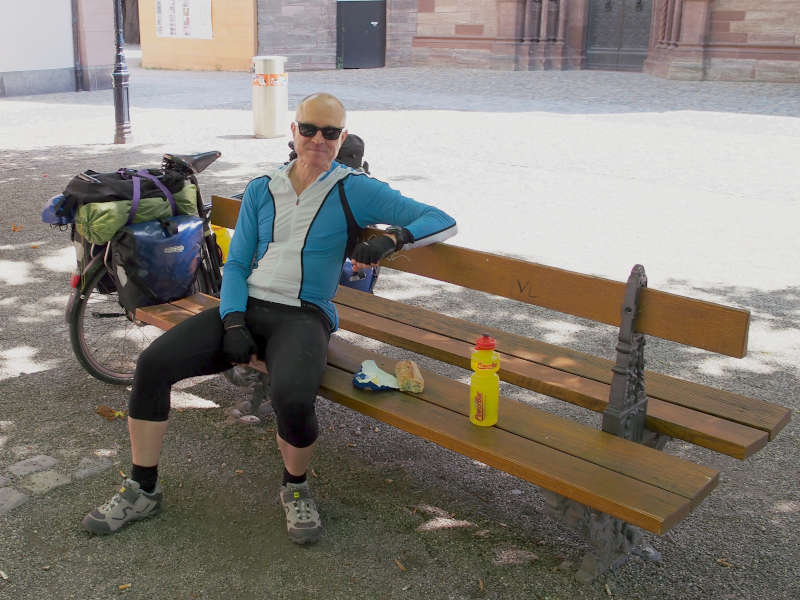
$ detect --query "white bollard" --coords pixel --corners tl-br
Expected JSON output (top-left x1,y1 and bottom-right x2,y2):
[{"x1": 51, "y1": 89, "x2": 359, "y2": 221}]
[{"x1": 252, "y1": 55, "x2": 288, "y2": 138}]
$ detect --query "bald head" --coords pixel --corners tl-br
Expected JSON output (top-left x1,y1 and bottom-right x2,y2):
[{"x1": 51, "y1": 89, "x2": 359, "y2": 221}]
[{"x1": 296, "y1": 93, "x2": 346, "y2": 128}]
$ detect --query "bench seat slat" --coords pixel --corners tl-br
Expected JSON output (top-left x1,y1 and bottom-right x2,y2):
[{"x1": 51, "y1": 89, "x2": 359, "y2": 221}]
[
  {"x1": 327, "y1": 337, "x2": 719, "y2": 504},
  {"x1": 320, "y1": 362, "x2": 699, "y2": 535},
  {"x1": 334, "y1": 302, "x2": 768, "y2": 458},
  {"x1": 135, "y1": 303, "x2": 195, "y2": 330},
  {"x1": 334, "y1": 285, "x2": 788, "y2": 442},
  {"x1": 171, "y1": 294, "x2": 220, "y2": 314}
]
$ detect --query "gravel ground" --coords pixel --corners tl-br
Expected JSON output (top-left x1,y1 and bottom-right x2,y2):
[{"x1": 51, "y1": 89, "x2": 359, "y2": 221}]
[{"x1": 0, "y1": 57, "x2": 798, "y2": 599}]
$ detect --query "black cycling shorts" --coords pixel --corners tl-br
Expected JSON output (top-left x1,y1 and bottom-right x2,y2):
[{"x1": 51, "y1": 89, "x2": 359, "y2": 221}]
[{"x1": 128, "y1": 298, "x2": 331, "y2": 448}]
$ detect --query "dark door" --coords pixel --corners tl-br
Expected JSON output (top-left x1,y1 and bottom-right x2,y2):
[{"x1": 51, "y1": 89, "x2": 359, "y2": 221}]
[
  {"x1": 586, "y1": 0, "x2": 652, "y2": 71},
  {"x1": 337, "y1": 0, "x2": 386, "y2": 69}
]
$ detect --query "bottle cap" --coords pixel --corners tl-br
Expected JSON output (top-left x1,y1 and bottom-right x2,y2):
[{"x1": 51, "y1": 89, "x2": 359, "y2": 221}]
[{"x1": 474, "y1": 334, "x2": 495, "y2": 350}]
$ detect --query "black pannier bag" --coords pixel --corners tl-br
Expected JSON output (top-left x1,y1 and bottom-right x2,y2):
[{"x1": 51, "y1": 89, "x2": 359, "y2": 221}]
[
  {"x1": 59, "y1": 168, "x2": 186, "y2": 219},
  {"x1": 71, "y1": 226, "x2": 117, "y2": 294}
]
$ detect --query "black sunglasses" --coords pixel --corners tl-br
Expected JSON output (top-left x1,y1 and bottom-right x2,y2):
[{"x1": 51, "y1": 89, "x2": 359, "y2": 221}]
[{"x1": 295, "y1": 121, "x2": 344, "y2": 141}]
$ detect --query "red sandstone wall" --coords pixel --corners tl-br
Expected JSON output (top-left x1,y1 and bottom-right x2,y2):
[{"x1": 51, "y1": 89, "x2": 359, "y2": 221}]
[
  {"x1": 711, "y1": 0, "x2": 799, "y2": 45},
  {"x1": 707, "y1": 0, "x2": 800, "y2": 80},
  {"x1": 413, "y1": 0, "x2": 515, "y2": 69}
]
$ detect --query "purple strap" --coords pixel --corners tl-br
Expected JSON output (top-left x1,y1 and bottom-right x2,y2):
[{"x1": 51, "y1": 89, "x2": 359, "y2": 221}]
[
  {"x1": 126, "y1": 176, "x2": 141, "y2": 225},
  {"x1": 136, "y1": 169, "x2": 178, "y2": 215},
  {"x1": 123, "y1": 169, "x2": 179, "y2": 225}
]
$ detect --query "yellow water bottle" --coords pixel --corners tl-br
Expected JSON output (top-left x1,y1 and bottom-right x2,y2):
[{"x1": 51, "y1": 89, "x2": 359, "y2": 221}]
[
  {"x1": 210, "y1": 224, "x2": 232, "y2": 263},
  {"x1": 470, "y1": 334, "x2": 500, "y2": 426}
]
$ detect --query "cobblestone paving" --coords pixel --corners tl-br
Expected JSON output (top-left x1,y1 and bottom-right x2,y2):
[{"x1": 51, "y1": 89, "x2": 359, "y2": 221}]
[{"x1": 0, "y1": 450, "x2": 112, "y2": 516}]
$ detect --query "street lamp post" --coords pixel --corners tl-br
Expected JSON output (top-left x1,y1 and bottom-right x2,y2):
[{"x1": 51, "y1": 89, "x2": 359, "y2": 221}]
[{"x1": 112, "y1": 0, "x2": 132, "y2": 144}]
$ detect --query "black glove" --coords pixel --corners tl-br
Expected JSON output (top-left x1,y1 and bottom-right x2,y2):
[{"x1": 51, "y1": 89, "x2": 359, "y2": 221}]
[
  {"x1": 351, "y1": 236, "x2": 395, "y2": 265},
  {"x1": 351, "y1": 228, "x2": 413, "y2": 264},
  {"x1": 222, "y1": 312, "x2": 257, "y2": 364}
]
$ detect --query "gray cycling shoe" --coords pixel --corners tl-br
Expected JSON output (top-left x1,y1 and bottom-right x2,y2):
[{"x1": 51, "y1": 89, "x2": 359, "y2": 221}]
[
  {"x1": 279, "y1": 481, "x2": 322, "y2": 545},
  {"x1": 82, "y1": 479, "x2": 162, "y2": 535}
]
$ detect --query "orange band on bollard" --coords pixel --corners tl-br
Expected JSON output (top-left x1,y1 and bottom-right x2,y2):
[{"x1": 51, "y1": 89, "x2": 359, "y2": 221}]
[{"x1": 252, "y1": 73, "x2": 288, "y2": 87}]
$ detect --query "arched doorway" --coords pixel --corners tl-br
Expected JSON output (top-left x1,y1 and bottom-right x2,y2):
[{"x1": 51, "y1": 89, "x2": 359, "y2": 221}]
[{"x1": 585, "y1": 0, "x2": 653, "y2": 71}]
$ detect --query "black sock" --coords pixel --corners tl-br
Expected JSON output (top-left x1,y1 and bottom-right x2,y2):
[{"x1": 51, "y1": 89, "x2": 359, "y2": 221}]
[
  {"x1": 283, "y1": 468, "x2": 307, "y2": 486},
  {"x1": 131, "y1": 464, "x2": 158, "y2": 493}
]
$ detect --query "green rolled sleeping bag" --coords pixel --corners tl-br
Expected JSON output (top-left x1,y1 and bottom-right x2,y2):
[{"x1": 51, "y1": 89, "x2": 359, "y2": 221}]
[{"x1": 75, "y1": 183, "x2": 198, "y2": 244}]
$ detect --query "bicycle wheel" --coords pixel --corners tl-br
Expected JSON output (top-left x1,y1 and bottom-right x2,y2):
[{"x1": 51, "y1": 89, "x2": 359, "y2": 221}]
[{"x1": 68, "y1": 262, "x2": 216, "y2": 385}]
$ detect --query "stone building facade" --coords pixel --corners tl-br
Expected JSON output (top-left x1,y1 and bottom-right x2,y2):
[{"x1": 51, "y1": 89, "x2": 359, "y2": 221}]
[
  {"x1": 645, "y1": 0, "x2": 800, "y2": 81},
  {"x1": 253, "y1": 0, "x2": 799, "y2": 82},
  {"x1": 256, "y1": 0, "x2": 418, "y2": 70}
]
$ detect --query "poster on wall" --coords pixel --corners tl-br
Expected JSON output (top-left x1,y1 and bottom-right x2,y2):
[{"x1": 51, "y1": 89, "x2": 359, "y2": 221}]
[{"x1": 155, "y1": 0, "x2": 213, "y2": 39}]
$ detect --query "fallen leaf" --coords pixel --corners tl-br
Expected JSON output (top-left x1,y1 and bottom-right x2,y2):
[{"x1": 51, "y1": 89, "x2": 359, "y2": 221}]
[
  {"x1": 96, "y1": 405, "x2": 126, "y2": 421},
  {"x1": 394, "y1": 558, "x2": 406, "y2": 572},
  {"x1": 473, "y1": 529, "x2": 490, "y2": 538},
  {"x1": 0, "y1": 570, "x2": 7, "y2": 580},
  {"x1": 605, "y1": 582, "x2": 613, "y2": 597},
  {"x1": 119, "y1": 583, "x2": 132, "y2": 590},
  {"x1": 119, "y1": 469, "x2": 126, "y2": 478},
  {"x1": 385, "y1": 478, "x2": 393, "y2": 484},
  {"x1": 479, "y1": 579, "x2": 485, "y2": 592},
  {"x1": 492, "y1": 549, "x2": 538, "y2": 566},
  {"x1": 30, "y1": 244, "x2": 39, "y2": 249},
  {"x1": 311, "y1": 468, "x2": 319, "y2": 478},
  {"x1": 346, "y1": 442, "x2": 357, "y2": 448},
  {"x1": 234, "y1": 469, "x2": 244, "y2": 475},
  {"x1": 41, "y1": 566, "x2": 50, "y2": 571},
  {"x1": 416, "y1": 517, "x2": 476, "y2": 532},
  {"x1": 716, "y1": 558, "x2": 732, "y2": 568}
]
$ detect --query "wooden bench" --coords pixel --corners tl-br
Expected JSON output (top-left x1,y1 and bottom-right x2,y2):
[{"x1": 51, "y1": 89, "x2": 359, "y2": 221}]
[{"x1": 136, "y1": 195, "x2": 790, "y2": 581}]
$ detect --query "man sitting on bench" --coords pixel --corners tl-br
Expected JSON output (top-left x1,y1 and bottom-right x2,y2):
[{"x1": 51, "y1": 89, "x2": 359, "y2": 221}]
[{"x1": 81, "y1": 92, "x2": 457, "y2": 545}]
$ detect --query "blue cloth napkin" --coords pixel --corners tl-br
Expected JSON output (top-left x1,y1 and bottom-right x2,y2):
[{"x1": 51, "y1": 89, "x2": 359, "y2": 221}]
[{"x1": 353, "y1": 360, "x2": 399, "y2": 391}]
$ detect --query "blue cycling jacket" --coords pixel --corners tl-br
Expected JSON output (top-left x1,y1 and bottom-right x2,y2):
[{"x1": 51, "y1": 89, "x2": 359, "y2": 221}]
[{"x1": 219, "y1": 161, "x2": 457, "y2": 330}]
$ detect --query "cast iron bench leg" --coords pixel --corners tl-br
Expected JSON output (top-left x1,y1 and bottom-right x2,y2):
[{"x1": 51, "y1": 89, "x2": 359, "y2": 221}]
[{"x1": 542, "y1": 265, "x2": 669, "y2": 581}]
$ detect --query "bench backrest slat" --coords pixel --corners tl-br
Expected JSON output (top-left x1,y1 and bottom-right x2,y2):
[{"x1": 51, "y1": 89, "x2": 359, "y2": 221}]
[
  {"x1": 383, "y1": 240, "x2": 750, "y2": 358},
  {"x1": 210, "y1": 195, "x2": 242, "y2": 230},
  {"x1": 210, "y1": 195, "x2": 750, "y2": 357}
]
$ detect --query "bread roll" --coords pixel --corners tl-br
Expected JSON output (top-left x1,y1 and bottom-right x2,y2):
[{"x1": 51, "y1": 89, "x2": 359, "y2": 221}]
[{"x1": 395, "y1": 359, "x2": 424, "y2": 393}]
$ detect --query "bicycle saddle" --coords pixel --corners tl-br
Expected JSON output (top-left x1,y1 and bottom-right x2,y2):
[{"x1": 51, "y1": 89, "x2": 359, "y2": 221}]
[{"x1": 162, "y1": 151, "x2": 221, "y2": 174}]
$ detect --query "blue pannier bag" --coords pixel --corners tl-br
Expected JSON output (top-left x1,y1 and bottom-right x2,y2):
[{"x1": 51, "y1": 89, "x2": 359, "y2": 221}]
[{"x1": 111, "y1": 215, "x2": 204, "y2": 313}]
